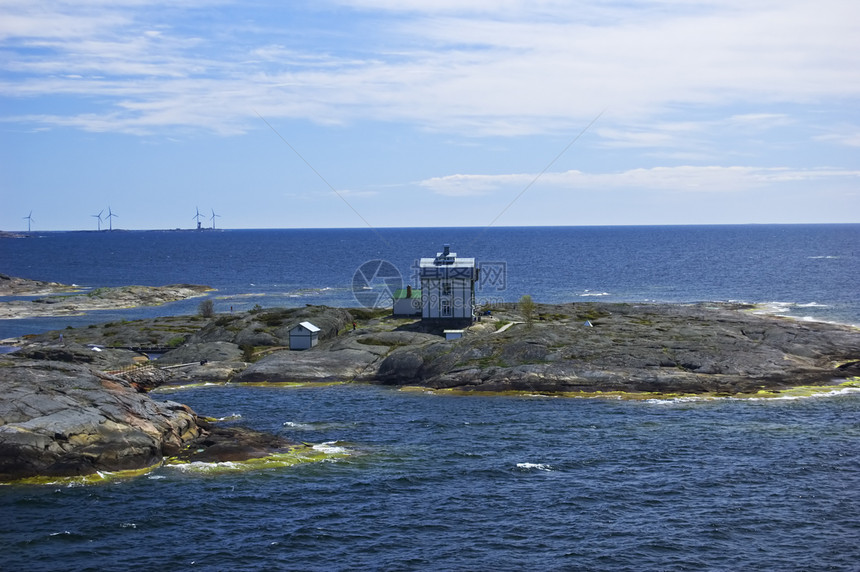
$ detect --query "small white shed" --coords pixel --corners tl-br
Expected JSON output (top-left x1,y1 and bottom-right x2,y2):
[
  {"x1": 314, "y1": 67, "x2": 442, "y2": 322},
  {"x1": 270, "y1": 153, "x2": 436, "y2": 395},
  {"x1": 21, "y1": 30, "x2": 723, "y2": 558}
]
[
  {"x1": 289, "y1": 321, "x2": 320, "y2": 350},
  {"x1": 392, "y1": 286, "x2": 422, "y2": 316}
]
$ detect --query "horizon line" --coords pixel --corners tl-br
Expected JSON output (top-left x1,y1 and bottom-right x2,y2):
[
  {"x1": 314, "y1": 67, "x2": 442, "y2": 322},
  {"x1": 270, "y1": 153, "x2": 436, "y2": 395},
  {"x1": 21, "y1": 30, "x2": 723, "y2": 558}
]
[{"x1": 3, "y1": 221, "x2": 859, "y2": 234}]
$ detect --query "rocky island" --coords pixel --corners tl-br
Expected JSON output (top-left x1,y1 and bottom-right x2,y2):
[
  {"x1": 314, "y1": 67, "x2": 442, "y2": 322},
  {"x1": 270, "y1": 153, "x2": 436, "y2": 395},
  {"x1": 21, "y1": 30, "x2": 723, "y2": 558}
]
[
  {"x1": 0, "y1": 275, "x2": 213, "y2": 319},
  {"x1": 0, "y1": 273, "x2": 81, "y2": 296},
  {"x1": 2, "y1": 291, "x2": 859, "y2": 481}
]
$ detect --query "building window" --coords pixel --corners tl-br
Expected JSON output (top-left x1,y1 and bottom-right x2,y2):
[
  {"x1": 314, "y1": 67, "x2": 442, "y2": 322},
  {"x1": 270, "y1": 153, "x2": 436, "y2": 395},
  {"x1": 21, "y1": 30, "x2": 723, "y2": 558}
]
[
  {"x1": 441, "y1": 299, "x2": 451, "y2": 317},
  {"x1": 442, "y1": 282, "x2": 452, "y2": 295}
]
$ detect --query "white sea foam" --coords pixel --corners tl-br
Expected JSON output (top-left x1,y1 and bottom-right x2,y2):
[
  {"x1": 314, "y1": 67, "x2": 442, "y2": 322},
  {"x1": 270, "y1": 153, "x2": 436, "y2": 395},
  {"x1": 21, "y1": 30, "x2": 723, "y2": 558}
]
[
  {"x1": 753, "y1": 301, "x2": 830, "y2": 317},
  {"x1": 285, "y1": 286, "x2": 340, "y2": 298},
  {"x1": 283, "y1": 421, "x2": 314, "y2": 430},
  {"x1": 748, "y1": 300, "x2": 852, "y2": 326},
  {"x1": 168, "y1": 461, "x2": 240, "y2": 473},
  {"x1": 747, "y1": 386, "x2": 860, "y2": 401},
  {"x1": 579, "y1": 290, "x2": 610, "y2": 297},
  {"x1": 752, "y1": 301, "x2": 793, "y2": 315},
  {"x1": 645, "y1": 386, "x2": 860, "y2": 405},
  {"x1": 645, "y1": 396, "x2": 714, "y2": 405},
  {"x1": 516, "y1": 462, "x2": 553, "y2": 471},
  {"x1": 312, "y1": 441, "x2": 349, "y2": 455}
]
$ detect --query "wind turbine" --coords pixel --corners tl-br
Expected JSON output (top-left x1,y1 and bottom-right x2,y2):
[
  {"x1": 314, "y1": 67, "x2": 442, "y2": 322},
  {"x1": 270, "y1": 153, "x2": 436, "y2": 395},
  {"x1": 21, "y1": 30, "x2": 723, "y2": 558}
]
[
  {"x1": 106, "y1": 206, "x2": 118, "y2": 231},
  {"x1": 193, "y1": 207, "x2": 203, "y2": 229},
  {"x1": 92, "y1": 209, "x2": 104, "y2": 231},
  {"x1": 210, "y1": 208, "x2": 221, "y2": 229},
  {"x1": 23, "y1": 211, "x2": 34, "y2": 232}
]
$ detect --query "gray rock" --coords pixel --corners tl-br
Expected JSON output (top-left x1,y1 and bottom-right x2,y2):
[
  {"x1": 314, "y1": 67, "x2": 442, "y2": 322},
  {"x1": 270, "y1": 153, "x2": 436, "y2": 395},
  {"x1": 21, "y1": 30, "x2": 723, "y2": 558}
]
[
  {"x1": 0, "y1": 283, "x2": 213, "y2": 319},
  {"x1": 188, "y1": 306, "x2": 354, "y2": 347},
  {"x1": 0, "y1": 273, "x2": 77, "y2": 296},
  {"x1": 233, "y1": 348, "x2": 379, "y2": 383},
  {"x1": 0, "y1": 357, "x2": 312, "y2": 481},
  {"x1": 232, "y1": 333, "x2": 399, "y2": 383},
  {"x1": 158, "y1": 341, "x2": 243, "y2": 365},
  {"x1": 234, "y1": 326, "x2": 279, "y2": 348},
  {"x1": 14, "y1": 342, "x2": 142, "y2": 370},
  {"x1": 0, "y1": 359, "x2": 200, "y2": 480},
  {"x1": 163, "y1": 360, "x2": 248, "y2": 384},
  {"x1": 374, "y1": 302, "x2": 860, "y2": 394}
]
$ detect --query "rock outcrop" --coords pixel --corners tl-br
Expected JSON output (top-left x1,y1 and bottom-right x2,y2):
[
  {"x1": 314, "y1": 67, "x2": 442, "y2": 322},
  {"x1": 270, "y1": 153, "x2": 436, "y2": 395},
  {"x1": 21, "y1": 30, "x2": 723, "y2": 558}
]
[
  {"x1": 8, "y1": 302, "x2": 858, "y2": 394},
  {"x1": 0, "y1": 282, "x2": 213, "y2": 319},
  {"x1": 0, "y1": 358, "x2": 311, "y2": 481},
  {"x1": 0, "y1": 273, "x2": 78, "y2": 296},
  {"x1": 0, "y1": 359, "x2": 200, "y2": 480},
  {"x1": 13, "y1": 342, "x2": 144, "y2": 370},
  {"x1": 170, "y1": 420, "x2": 297, "y2": 463},
  {"x1": 182, "y1": 306, "x2": 354, "y2": 347},
  {"x1": 232, "y1": 330, "x2": 440, "y2": 383},
  {"x1": 375, "y1": 302, "x2": 860, "y2": 394},
  {"x1": 158, "y1": 340, "x2": 244, "y2": 364}
]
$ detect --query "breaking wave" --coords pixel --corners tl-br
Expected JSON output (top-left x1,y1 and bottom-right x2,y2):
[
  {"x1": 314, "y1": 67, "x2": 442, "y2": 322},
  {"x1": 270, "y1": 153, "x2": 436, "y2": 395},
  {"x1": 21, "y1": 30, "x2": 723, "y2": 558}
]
[
  {"x1": 579, "y1": 290, "x2": 610, "y2": 297},
  {"x1": 515, "y1": 462, "x2": 553, "y2": 472}
]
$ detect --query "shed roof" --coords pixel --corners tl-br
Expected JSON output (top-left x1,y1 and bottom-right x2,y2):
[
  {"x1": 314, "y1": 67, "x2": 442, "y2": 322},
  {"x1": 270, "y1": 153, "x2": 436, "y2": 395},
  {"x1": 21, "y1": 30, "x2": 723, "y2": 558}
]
[{"x1": 292, "y1": 321, "x2": 320, "y2": 333}]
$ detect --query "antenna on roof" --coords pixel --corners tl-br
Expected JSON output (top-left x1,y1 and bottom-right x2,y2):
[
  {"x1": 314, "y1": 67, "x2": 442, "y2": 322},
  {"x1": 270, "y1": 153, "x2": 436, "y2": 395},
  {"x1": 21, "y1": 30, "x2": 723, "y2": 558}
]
[
  {"x1": 23, "y1": 211, "x2": 34, "y2": 232},
  {"x1": 210, "y1": 208, "x2": 220, "y2": 229},
  {"x1": 106, "y1": 206, "x2": 118, "y2": 231},
  {"x1": 92, "y1": 209, "x2": 104, "y2": 231}
]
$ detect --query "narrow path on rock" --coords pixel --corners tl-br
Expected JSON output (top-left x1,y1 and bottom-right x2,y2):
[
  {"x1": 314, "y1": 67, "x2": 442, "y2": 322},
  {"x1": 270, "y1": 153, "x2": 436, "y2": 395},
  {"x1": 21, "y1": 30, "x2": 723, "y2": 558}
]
[{"x1": 494, "y1": 321, "x2": 522, "y2": 334}]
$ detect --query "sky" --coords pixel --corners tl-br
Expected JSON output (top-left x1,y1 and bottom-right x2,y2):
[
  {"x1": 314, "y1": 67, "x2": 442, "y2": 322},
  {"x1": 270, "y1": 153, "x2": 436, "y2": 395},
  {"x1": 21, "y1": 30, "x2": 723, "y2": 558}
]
[{"x1": 1, "y1": 0, "x2": 859, "y2": 231}]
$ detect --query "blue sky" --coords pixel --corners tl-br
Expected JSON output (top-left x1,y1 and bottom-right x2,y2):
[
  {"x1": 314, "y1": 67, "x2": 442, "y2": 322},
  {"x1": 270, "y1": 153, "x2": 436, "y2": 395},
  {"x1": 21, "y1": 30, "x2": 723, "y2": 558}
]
[{"x1": 1, "y1": 0, "x2": 859, "y2": 230}]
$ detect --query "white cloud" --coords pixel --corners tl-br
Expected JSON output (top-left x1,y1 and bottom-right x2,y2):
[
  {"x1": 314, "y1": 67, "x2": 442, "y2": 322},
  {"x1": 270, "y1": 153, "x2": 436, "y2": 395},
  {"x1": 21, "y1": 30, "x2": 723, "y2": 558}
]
[
  {"x1": 419, "y1": 166, "x2": 860, "y2": 196},
  {"x1": 419, "y1": 172, "x2": 529, "y2": 196},
  {"x1": 1, "y1": 0, "x2": 858, "y2": 137},
  {"x1": 815, "y1": 129, "x2": 860, "y2": 147}
]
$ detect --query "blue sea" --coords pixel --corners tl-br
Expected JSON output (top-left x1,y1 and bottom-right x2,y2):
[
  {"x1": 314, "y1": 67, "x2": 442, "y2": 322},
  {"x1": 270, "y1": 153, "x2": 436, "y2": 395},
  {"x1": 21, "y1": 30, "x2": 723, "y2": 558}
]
[{"x1": 1, "y1": 225, "x2": 859, "y2": 570}]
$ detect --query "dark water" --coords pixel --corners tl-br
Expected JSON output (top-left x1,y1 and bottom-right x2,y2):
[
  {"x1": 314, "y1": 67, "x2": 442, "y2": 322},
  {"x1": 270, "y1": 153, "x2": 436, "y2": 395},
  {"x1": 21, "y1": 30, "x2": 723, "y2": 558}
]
[
  {"x1": 3, "y1": 385, "x2": 859, "y2": 571},
  {"x1": 2, "y1": 225, "x2": 859, "y2": 570}
]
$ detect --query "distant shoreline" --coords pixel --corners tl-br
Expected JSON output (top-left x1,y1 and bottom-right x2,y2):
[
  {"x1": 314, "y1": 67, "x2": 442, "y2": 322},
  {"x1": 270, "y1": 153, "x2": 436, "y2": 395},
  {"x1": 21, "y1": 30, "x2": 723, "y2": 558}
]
[
  {"x1": 0, "y1": 275, "x2": 212, "y2": 320},
  {"x1": 2, "y1": 222, "x2": 859, "y2": 235}
]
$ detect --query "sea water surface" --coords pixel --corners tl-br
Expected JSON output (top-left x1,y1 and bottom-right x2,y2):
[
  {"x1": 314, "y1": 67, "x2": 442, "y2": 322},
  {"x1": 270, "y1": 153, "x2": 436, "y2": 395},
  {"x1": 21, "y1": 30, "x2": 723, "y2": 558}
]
[{"x1": 1, "y1": 225, "x2": 859, "y2": 570}]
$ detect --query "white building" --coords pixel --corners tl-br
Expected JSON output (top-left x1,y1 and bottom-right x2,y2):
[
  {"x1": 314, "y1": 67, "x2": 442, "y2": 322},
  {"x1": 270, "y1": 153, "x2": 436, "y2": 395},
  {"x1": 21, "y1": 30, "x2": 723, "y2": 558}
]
[
  {"x1": 419, "y1": 244, "x2": 477, "y2": 321},
  {"x1": 289, "y1": 321, "x2": 320, "y2": 350}
]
